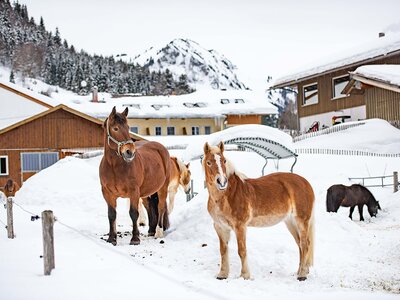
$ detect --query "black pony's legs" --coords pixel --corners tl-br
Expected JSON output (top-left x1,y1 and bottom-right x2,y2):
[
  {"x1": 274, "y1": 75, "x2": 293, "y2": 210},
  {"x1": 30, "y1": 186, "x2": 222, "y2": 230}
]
[
  {"x1": 349, "y1": 206, "x2": 355, "y2": 220},
  {"x1": 357, "y1": 204, "x2": 365, "y2": 221}
]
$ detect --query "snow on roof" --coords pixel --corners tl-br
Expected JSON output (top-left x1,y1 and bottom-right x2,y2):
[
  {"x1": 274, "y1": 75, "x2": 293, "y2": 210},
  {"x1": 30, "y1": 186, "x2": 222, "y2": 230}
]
[
  {"x1": 64, "y1": 88, "x2": 278, "y2": 119},
  {"x1": 182, "y1": 124, "x2": 293, "y2": 161},
  {"x1": 352, "y1": 64, "x2": 400, "y2": 87},
  {"x1": 273, "y1": 33, "x2": 400, "y2": 87},
  {"x1": 0, "y1": 79, "x2": 61, "y2": 130}
]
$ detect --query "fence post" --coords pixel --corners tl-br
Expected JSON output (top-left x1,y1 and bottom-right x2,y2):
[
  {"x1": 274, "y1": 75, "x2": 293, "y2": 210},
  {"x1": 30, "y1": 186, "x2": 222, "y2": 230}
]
[
  {"x1": 6, "y1": 197, "x2": 14, "y2": 239},
  {"x1": 394, "y1": 171, "x2": 399, "y2": 193},
  {"x1": 42, "y1": 210, "x2": 55, "y2": 276}
]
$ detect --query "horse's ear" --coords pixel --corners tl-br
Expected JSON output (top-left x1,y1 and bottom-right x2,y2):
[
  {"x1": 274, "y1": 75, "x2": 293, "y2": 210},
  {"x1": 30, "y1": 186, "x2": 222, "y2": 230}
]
[
  {"x1": 186, "y1": 162, "x2": 190, "y2": 169},
  {"x1": 111, "y1": 106, "x2": 116, "y2": 116},
  {"x1": 218, "y1": 141, "x2": 224, "y2": 153},
  {"x1": 122, "y1": 107, "x2": 129, "y2": 117},
  {"x1": 103, "y1": 118, "x2": 108, "y2": 128},
  {"x1": 204, "y1": 142, "x2": 211, "y2": 154}
]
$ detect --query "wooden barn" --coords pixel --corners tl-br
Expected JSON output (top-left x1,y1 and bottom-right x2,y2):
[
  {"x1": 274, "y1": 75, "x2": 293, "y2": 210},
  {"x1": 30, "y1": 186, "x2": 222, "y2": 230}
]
[
  {"x1": 271, "y1": 34, "x2": 400, "y2": 132},
  {"x1": 0, "y1": 104, "x2": 143, "y2": 188}
]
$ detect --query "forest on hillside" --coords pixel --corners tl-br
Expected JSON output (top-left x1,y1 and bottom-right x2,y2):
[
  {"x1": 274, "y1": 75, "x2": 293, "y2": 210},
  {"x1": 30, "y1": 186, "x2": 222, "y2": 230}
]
[{"x1": 0, "y1": 0, "x2": 193, "y2": 95}]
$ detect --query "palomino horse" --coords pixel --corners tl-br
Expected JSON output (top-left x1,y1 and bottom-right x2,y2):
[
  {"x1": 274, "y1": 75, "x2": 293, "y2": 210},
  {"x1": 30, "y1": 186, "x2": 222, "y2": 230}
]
[
  {"x1": 137, "y1": 156, "x2": 191, "y2": 225},
  {"x1": 99, "y1": 107, "x2": 170, "y2": 245},
  {"x1": 4, "y1": 179, "x2": 20, "y2": 198},
  {"x1": 326, "y1": 184, "x2": 380, "y2": 221},
  {"x1": 203, "y1": 142, "x2": 315, "y2": 281},
  {"x1": 168, "y1": 157, "x2": 191, "y2": 214}
]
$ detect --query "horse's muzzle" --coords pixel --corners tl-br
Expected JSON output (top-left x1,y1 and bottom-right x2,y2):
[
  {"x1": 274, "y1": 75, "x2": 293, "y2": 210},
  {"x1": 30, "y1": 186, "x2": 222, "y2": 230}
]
[
  {"x1": 216, "y1": 175, "x2": 228, "y2": 190},
  {"x1": 122, "y1": 150, "x2": 136, "y2": 163}
]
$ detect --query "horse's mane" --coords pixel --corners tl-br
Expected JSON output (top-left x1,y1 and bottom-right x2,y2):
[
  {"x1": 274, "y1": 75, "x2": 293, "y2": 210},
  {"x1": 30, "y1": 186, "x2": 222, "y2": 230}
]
[
  {"x1": 174, "y1": 157, "x2": 187, "y2": 174},
  {"x1": 204, "y1": 145, "x2": 247, "y2": 182},
  {"x1": 351, "y1": 184, "x2": 378, "y2": 203}
]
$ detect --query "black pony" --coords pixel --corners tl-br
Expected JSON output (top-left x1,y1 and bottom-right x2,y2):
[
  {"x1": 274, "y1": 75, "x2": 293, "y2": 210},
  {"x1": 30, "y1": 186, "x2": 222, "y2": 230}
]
[{"x1": 326, "y1": 184, "x2": 381, "y2": 221}]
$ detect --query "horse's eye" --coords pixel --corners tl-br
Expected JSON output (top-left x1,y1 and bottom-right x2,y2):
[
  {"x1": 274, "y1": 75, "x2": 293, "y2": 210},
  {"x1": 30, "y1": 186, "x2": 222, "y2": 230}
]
[
  {"x1": 113, "y1": 127, "x2": 119, "y2": 132},
  {"x1": 224, "y1": 159, "x2": 226, "y2": 163},
  {"x1": 206, "y1": 160, "x2": 212, "y2": 166}
]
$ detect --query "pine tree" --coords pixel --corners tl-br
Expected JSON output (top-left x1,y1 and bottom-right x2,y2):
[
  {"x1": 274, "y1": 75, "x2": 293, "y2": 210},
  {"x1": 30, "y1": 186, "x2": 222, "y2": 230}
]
[{"x1": 9, "y1": 70, "x2": 15, "y2": 83}]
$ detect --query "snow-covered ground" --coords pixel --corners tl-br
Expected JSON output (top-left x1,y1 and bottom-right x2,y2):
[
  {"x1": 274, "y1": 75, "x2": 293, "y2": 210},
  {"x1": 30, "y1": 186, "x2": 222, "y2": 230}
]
[{"x1": 1, "y1": 122, "x2": 400, "y2": 300}]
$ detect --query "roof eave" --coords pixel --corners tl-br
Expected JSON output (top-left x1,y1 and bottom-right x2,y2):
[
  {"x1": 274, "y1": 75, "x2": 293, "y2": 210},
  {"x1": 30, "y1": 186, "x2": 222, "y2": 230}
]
[{"x1": 270, "y1": 49, "x2": 400, "y2": 89}]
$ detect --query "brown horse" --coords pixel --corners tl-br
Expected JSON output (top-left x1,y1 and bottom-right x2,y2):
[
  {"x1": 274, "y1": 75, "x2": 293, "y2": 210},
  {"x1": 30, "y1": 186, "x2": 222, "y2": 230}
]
[
  {"x1": 203, "y1": 142, "x2": 315, "y2": 281},
  {"x1": 4, "y1": 179, "x2": 20, "y2": 198},
  {"x1": 99, "y1": 107, "x2": 171, "y2": 245},
  {"x1": 326, "y1": 184, "x2": 380, "y2": 221},
  {"x1": 137, "y1": 156, "x2": 191, "y2": 225}
]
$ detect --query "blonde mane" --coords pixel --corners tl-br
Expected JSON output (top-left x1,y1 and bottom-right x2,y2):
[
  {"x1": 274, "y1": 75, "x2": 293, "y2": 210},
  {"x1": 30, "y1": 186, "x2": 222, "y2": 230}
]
[
  {"x1": 175, "y1": 157, "x2": 187, "y2": 174},
  {"x1": 204, "y1": 145, "x2": 248, "y2": 182}
]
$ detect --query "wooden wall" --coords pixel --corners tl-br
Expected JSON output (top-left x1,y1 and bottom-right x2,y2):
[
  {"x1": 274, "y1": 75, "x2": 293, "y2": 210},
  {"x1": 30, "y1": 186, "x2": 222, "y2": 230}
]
[
  {"x1": 297, "y1": 53, "x2": 400, "y2": 118},
  {"x1": 226, "y1": 115, "x2": 262, "y2": 125},
  {"x1": 365, "y1": 87, "x2": 400, "y2": 124},
  {"x1": 0, "y1": 108, "x2": 104, "y2": 188}
]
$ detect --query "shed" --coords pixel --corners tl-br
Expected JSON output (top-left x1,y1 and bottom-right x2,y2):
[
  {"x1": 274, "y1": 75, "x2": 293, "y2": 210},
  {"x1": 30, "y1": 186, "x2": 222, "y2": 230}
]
[{"x1": 0, "y1": 104, "x2": 143, "y2": 187}]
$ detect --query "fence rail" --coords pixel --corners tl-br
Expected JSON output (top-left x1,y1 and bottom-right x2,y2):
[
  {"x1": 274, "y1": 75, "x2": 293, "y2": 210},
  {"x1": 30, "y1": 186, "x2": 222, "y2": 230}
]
[
  {"x1": 295, "y1": 148, "x2": 400, "y2": 157},
  {"x1": 349, "y1": 171, "x2": 399, "y2": 193},
  {"x1": 293, "y1": 122, "x2": 366, "y2": 143}
]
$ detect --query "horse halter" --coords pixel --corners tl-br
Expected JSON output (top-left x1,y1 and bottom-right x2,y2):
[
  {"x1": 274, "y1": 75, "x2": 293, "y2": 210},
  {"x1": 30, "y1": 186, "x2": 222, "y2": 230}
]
[{"x1": 106, "y1": 118, "x2": 135, "y2": 158}]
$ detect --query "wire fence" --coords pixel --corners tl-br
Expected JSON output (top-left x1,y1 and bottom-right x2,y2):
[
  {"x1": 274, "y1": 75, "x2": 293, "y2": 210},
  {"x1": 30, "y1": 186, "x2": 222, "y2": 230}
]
[
  {"x1": 295, "y1": 148, "x2": 400, "y2": 157},
  {"x1": 3, "y1": 196, "x2": 230, "y2": 300}
]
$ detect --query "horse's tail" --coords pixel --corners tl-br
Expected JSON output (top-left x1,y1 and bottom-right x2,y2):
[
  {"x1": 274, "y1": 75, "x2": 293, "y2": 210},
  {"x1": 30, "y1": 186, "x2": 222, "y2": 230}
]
[
  {"x1": 326, "y1": 188, "x2": 335, "y2": 212},
  {"x1": 306, "y1": 209, "x2": 315, "y2": 267},
  {"x1": 163, "y1": 210, "x2": 170, "y2": 231}
]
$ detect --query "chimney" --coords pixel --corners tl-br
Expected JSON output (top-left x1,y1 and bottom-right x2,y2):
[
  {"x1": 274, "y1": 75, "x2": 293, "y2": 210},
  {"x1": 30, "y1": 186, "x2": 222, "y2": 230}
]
[
  {"x1": 379, "y1": 32, "x2": 385, "y2": 38},
  {"x1": 91, "y1": 86, "x2": 98, "y2": 102}
]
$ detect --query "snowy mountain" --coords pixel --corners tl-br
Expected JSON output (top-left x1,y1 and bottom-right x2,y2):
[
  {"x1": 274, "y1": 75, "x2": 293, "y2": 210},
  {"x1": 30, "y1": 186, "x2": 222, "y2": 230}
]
[{"x1": 133, "y1": 38, "x2": 248, "y2": 90}]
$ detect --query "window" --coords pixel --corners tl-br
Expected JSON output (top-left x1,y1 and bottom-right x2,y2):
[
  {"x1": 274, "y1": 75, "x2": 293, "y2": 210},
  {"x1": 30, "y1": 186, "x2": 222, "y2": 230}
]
[
  {"x1": 303, "y1": 83, "x2": 318, "y2": 105},
  {"x1": 155, "y1": 126, "x2": 162, "y2": 136},
  {"x1": 192, "y1": 126, "x2": 200, "y2": 135},
  {"x1": 220, "y1": 99, "x2": 230, "y2": 104},
  {"x1": 0, "y1": 156, "x2": 9, "y2": 175},
  {"x1": 130, "y1": 126, "x2": 139, "y2": 134},
  {"x1": 21, "y1": 152, "x2": 59, "y2": 172},
  {"x1": 123, "y1": 104, "x2": 140, "y2": 109},
  {"x1": 332, "y1": 75, "x2": 350, "y2": 99},
  {"x1": 151, "y1": 104, "x2": 169, "y2": 111},
  {"x1": 167, "y1": 126, "x2": 175, "y2": 136},
  {"x1": 204, "y1": 126, "x2": 211, "y2": 135}
]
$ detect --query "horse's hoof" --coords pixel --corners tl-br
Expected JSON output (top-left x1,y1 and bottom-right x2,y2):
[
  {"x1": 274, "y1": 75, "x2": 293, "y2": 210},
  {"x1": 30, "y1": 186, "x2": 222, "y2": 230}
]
[
  {"x1": 130, "y1": 237, "x2": 140, "y2": 245},
  {"x1": 107, "y1": 237, "x2": 117, "y2": 246},
  {"x1": 148, "y1": 231, "x2": 155, "y2": 237},
  {"x1": 297, "y1": 276, "x2": 307, "y2": 281}
]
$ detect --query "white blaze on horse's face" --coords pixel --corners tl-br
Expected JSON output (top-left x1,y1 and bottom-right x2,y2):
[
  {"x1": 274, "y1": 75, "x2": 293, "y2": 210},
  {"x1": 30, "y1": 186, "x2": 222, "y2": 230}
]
[{"x1": 214, "y1": 153, "x2": 228, "y2": 190}]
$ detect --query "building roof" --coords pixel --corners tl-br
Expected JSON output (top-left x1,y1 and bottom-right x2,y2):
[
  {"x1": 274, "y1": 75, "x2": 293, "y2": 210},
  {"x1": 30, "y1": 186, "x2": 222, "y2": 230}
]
[
  {"x1": 343, "y1": 64, "x2": 400, "y2": 94},
  {"x1": 65, "y1": 89, "x2": 278, "y2": 120},
  {"x1": 272, "y1": 34, "x2": 400, "y2": 88},
  {"x1": 0, "y1": 104, "x2": 145, "y2": 141},
  {"x1": 0, "y1": 79, "x2": 61, "y2": 130}
]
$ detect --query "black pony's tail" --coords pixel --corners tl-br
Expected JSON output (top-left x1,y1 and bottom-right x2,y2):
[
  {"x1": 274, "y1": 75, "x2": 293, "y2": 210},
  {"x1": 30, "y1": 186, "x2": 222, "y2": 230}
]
[{"x1": 326, "y1": 188, "x2": 336, "y2": 212}]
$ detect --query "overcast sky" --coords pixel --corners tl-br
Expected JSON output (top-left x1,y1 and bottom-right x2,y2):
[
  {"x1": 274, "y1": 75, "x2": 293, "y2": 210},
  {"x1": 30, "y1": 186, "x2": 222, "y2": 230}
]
[{"x1": 18, "y1": 0, "x2": 400, "y2": 90}]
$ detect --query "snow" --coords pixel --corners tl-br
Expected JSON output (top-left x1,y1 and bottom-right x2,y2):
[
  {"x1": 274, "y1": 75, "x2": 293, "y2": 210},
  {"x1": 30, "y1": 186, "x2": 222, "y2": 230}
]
[
  {"x1": 0, "y1": 72, "x2": 61, "y2": 130},
  {"x1": 0, "y1": 67, "x2": 277, "y2": 121},
  {"x1": 353, "y1": 65, "x2": 400, "y2": 87},
  {"x1": 55, "y1": 88, "x2": 277, "y2": 120},
  {"x1": 273, "y1": 33, "x2": 400, "y2": 86},
  {"x1": 294, "y1": 119, "x2": 400, "y2": 154},
  {"x1": 1, "y1": 121, "x2": 400, "y2": 299},
  {"x1": 133, "y1": 38, "x2": 247, "y2": 90}
]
